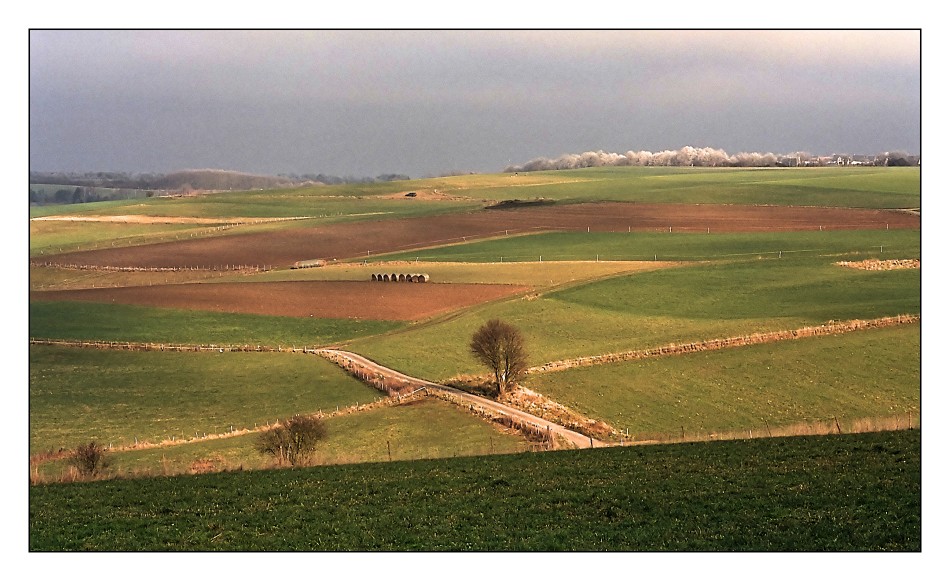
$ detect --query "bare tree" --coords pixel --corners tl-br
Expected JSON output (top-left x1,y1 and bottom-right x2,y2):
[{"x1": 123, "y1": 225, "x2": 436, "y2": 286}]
[
  {"x1": 69, "y1": 441, "x2": 110, "y2": 477},
  {"x1": 470, "y1": 319, "x2": 529, "y2": 396},
  {"x1": 257, "y1": 415, "x2": 327, "y2": 466}
]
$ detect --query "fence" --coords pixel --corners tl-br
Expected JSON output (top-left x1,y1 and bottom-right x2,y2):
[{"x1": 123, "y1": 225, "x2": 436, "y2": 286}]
[
  {"x1": 529, "y1": 314, "x2": 920, "y2": 374},
  {"x1": 30, "y1": 262, "x2": 274, "y2": 273},
  {"x1": 615, "y1": 413, "x2": 919, "y2": 448},
  {"x1": 28, "y1": 338, "x2": 321, "y2": 354}
]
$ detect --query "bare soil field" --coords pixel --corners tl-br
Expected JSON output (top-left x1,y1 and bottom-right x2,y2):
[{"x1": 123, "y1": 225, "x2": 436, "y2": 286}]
[
  {"x1": 37, "y1": 203, "x2": 919, "y2": 270},
  {"x1": 29, "y1": 281, "x2": 531, "y2": 321}
]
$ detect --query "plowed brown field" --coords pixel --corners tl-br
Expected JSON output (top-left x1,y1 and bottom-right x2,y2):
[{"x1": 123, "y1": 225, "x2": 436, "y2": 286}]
[
  {"x1": 29, "y1": 281, "x2": 531, "y2": 321},
  {"x1": 37, "y1": 202, "x2": 918, "y2": 270}
]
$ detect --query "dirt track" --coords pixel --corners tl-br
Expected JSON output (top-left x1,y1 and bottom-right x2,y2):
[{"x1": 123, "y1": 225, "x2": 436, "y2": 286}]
[
  {"x1": 37, "y1": 202, "x2": 919, "y2": 270},
  {"x1": 29, "y1": 280, "x2": 530, "y2": 321},
  {"x1": 319, "y1": 349, "x2": 605, "y2": 449}
]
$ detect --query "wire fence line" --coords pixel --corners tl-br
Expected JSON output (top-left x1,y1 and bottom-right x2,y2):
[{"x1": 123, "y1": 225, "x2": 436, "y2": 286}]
[
  {"x1": 529, "y1": 314, "x2": 920, "y2": 374},
  {"x1": 397, "y1": 244, "x2": 912, "y2": 264}
]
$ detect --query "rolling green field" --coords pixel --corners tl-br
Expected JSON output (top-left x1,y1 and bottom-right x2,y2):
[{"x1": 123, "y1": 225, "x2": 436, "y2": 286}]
[
  {"x1": 525, "y1": 324, "x2": 920, "y2": 436},
  {"x1": 246, "y1": 259, "x2": 674, "y2": 286},
  {"x1": 348, "y1": 255, "x2": 920, "y2": 381},
  {"x1": 29, "y1": 219, "x2": 205, "y2": 256},
  {"x1": 28, "y1": 301, "x2": 403, "y2": 346},
  {"x1": 375, "y1": 228, "x2": 921, "y2": 264},
  {"x1": 29, "y1": 429, "x2": 920, "y2": 551},
  {"x1": 30, "y1": 167, "x2": 920, "y2": 225},
  {"x1": 29, "y1": 345, "x2": 383, "y2": 452},
  {"x1": 30, "y1": 186, "x2": 483, "y2": 221},
  {"x1": 33, "y1": 397, "x2": 530, "y2": 480},
  {"x1": 28, "y1": 166, "x2": 922, "y2": 552},
  {"x1": 421, "y1": 166, "x2": 921, "y2": 207}
]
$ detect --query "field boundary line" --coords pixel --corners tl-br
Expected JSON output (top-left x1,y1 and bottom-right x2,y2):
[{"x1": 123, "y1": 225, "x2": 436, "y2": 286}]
[
  {"x1": 28, "y1": 393, "x2": 419, "y2": 465},
  {"x1": 529, "y1": 314, "x2": 920, "y2": 374},
  {"x1": 27, "y1": 339, "x2": 319, "y2": 353}
]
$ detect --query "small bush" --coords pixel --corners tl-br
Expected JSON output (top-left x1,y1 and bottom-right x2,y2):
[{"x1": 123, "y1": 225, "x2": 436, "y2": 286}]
[
  {"x1": 258, "y1": 415, "x2": 327, "y2": 466},
  {"x1": 68, "y1": 441, "x2": 109, "y2": 477}
]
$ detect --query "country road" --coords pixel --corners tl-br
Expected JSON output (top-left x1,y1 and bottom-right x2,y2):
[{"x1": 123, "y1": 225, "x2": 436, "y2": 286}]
[{"x1": 318, "y1": 349, "x2": 607, "y2": 449}]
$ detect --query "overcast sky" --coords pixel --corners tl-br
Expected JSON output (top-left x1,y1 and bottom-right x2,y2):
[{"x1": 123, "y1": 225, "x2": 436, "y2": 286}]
[{"x1": 29, "y1": 29, "x2": 921, "y2": 178}]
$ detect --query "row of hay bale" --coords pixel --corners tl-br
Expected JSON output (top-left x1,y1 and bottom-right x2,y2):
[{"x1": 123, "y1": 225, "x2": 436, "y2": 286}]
[{"x1": 371, "y1": 273, "x2": 430, "y2": 282}]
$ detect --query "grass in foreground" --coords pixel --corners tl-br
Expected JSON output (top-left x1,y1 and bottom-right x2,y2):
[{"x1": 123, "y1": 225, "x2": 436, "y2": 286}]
[
  {"x1": 525, "y1": 324, "x2": 920, "y2": 437},
  {"x1": 29, "y1": 429, "x2": 920, "y2": 551}
]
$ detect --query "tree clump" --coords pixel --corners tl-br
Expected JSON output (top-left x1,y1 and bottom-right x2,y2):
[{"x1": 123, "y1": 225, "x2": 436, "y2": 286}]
[
  {"x1": 469, "y1": 319, "x2": 529, "y2": 397},
  {"x1": 69, "y1": 441, "x2": 110, "y2": 478},
  {"x1": 257, "y1": 415, "x2": 327, "y2": 466}
]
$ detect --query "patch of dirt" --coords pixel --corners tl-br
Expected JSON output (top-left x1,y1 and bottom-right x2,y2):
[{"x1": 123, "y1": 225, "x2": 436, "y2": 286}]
[
  {"x1": 500, "y1": 387, "x2": 618, "y2": 441},
  {"x1": 836, "y1": 259, "x2": 920, "y2": 270},
  {"x1": 29, "y1": 280, "x2": 531, "y2": 321},
  {"x1": 40, "y1": 202, "x2": 920, "y2": 270}
]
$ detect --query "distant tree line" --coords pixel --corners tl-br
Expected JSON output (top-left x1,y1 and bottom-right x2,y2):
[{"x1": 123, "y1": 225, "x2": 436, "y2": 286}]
[
  {"x1": 503, "y1": 146, "x2": 920, "y2": 173},
  {"x1": 29, "y1": 185, "x2": 154, "y2": 206},
  {"x1": 29, "y1": 169, "x2": 417, "y2": 205},
  {"x1": 278, "y1": 173, "x2": 411, "y2": 184}
]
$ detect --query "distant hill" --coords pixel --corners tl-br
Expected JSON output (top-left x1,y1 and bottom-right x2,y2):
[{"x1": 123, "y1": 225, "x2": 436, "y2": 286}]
[
  {"x1": 30, "y1": 169, "x2": 414, "y2": 194},
  {"x1": 30, "y1": 169, "x2": 304, "y2": 193},
  {"x1": 150, "y1": 169, "x2": 299, "y2": 191}
]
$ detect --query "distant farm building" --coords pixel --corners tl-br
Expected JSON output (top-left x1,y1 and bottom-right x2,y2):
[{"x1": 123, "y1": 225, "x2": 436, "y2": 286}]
[{"x1": 371, "y1": 273, "x2": 430, "y2": 282}]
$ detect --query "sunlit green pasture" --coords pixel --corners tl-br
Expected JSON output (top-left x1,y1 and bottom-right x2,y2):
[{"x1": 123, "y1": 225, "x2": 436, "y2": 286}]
[
  {"x1": 55, "y1": 186, "x2": 483, "y2": 221},
  {"x1": 29, "y1": 302, "x2": 402, "y2": 345},
  {"x1": 525, "y1": 324, "x2": 920, "y2": 437},
  {"x1": 29, "y1": 199, "x2": 143, "y2": 219},
  {"x1": 29, "y1": 167, "x2": 920, "y2": 229},
  {"x1": 29, "y1": 219, "x2": 204, "y2": 256},
  {"x1": 33, "y1": 397, "x2": 530, "y2": 480},
  {"x1": 246, "y1": 259, "x2": 676, "y2": 287},
  {"x1": 348, "y1": 256, "x2": 920, "y2": 381},
  {"x1": 28, "y1": 345, "x2": 383, "y2": 453},
  {"x1": 375, "y1": 228, "x2": 920, "y2": 264},
  {"x1": 453, "y1": 166, "x2": 920, "y2": 208}
]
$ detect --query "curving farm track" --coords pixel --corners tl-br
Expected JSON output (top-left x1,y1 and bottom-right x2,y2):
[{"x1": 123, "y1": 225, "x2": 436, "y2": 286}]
[{"x1": 318, "y1": 349, "x2": 606, "y2": 449}]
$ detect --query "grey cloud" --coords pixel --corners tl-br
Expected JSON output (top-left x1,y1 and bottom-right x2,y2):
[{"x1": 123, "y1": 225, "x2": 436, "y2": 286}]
[{"x1": 29, "y1": 30, "x2": 920, "y2": 177}]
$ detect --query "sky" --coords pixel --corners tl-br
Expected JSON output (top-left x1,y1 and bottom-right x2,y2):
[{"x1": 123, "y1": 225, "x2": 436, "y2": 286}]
[{"x1": 28, "y1": 29, "x2": 921, "y2": 178}]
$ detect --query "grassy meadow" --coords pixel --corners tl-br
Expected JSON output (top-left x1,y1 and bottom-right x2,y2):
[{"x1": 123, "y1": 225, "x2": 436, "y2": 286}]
[
  {"x1": 33, "y1": 397, "x2": 530, "y2": 481},
  {"x1": 445, "y1": 166, "x2": 920, "y2": 207},
  {"x1": 29, "y1": 429, "x2": 920, "y2": 551},
  {"x1": 28, "y1": 301, "x2": 403, "y2": 346},
  {"x1": 29, "y1": 345, "x2": 383, "y2": 453},
  {"x1": 28, "y1": 166, "x2": 922, "y2": 551},
  {"x1": 348, "y1": 253, "x2": 920, "y2": 381},
  {"x1": 246, "y1": 259, "x2": 675, "y2": 286},
  {"x1": 525, "y1": 323, "x2": 920, "y2": 437},
  {"x1": 376, "y1": 228, "x2": 921, "y2": 263}
]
